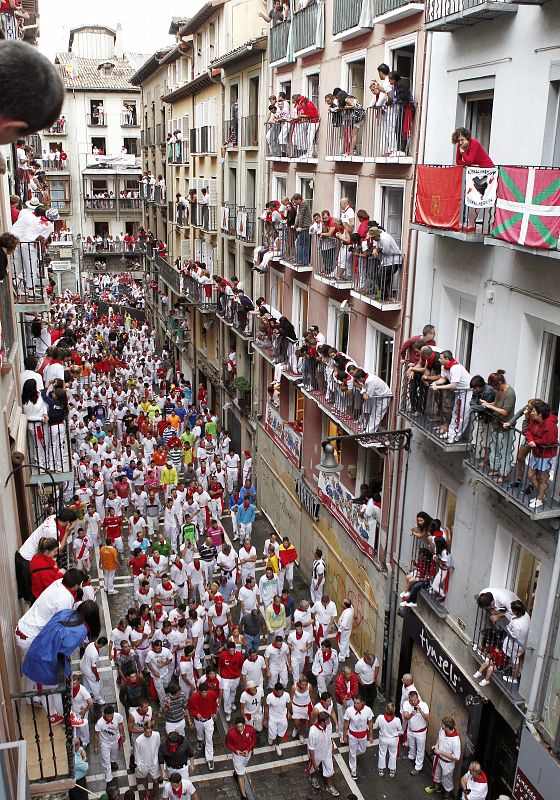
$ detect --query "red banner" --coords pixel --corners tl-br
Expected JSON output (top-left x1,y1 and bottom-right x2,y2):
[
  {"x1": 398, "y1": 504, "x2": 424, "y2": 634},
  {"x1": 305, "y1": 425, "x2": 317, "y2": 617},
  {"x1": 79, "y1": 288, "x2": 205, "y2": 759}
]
[{"x1": 414, "y1": 165, "x2": 463, "y2": 230}]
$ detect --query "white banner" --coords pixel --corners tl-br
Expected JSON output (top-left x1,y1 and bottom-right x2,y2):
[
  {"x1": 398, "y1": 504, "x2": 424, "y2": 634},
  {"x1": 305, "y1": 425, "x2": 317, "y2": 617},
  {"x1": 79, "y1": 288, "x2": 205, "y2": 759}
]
[
  {"x1": 465, "y1": 167, "x2": 498, "y2": 208},
  {"x1": 236, "y1": 210, "x2": 248, "y2": 238},
  {"x1": 86, "y1": 154, "x2": 141, "y2": 168}
]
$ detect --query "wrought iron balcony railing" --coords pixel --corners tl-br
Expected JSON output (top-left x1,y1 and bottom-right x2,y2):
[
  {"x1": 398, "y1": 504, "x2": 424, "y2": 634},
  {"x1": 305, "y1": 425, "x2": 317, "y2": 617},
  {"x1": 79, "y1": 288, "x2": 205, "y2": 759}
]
[{"x1": 11, "y1": 242, "x2": 47, "y2": 305}]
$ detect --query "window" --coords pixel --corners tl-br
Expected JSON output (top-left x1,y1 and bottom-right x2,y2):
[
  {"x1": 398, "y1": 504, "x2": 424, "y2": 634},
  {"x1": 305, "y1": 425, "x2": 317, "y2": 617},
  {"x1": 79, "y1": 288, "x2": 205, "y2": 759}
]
[
  {"x1": 392, "y1": 44, "x2": 415, "y2": 93},
  {"x1": 380, "y1": 186, "x2": 404, "y2": 248},
  {"x1": 91, "y1": 179, "x2": 109, "y2": 194},
  {"x1": 273, "y1": 174, "x2": 287, "y2": 202},
  {"x1": 89, "y1": 99, "x2": 105, "y2": 124},
  {"x1": 249, "y1": 76, "x2": 260, "y2": 116},
  {"x1": 327, "y1": 299, "x2": 349, "y2": 354},
  {"x1": 297, "y1": 174, "x2": 314, "y2": 207},
  {"x1": 123, "y1": 137, "x2": 139, "y2": 156},
  {"x1": 91, "y1": 136, "x2": 106, "y2": 153},
  {"x1": 48, "y1": 178, "x2": 70, "y2": 212},
  {"x1": 365, "y1": 321, "x2": 394, "y2": 386},
  {"x1": 94, "y1": 221, "x2": 110, "y2": 237},
  {"x1": 465, "y1": 94, "x2": 493, "y2": 155},
  {"x1": 246, "y1": 168, "x2": 257, "y2": 209},
  {"x1": 228, "y1": 167, "x2": 237, "y2": 206},
  {"x1": 538, "y1": 332, "x2": 560, "y2": 413},
  {"x1": 348, "y1": 59, "x2": 365, "y2": 105},
  {"x1": 270, "y1": 268, "x2": 284, "y2": 313},
  {"x1": 335, "y1": 176, "x2": 358, "y2": 212},
  {"x1": 279, "y1": 79, "x2": 291, "y2": 100},
  {"x1": 508, "y1": 541, "x2": 540, "y2": 614},
  {"x1": 292, "y1": 281, "x2": 308, "y2": 338},
  {"x1": 357, "y1": 447, "x2": 384, "y2": 498},
  {"x1": 306, "y1": 72, "x2": 320, "y2": 109},
  {"x1": 294, "y1": 388, "x2": 305, "y2": 426},
  {"x1": 456, "y1": 319, "x2": 474, "y2": 371},
  {"x1": 437, "y1": 485, "x2": 456, "y2": 533}
]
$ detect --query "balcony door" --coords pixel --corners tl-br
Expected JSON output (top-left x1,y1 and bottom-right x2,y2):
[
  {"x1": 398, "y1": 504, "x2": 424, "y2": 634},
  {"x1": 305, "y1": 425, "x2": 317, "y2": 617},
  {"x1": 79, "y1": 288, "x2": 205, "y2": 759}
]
[
  {"x1": 380, "y1": 186, "x2": 404, "y2": 248},
  {"x1": 538, "y1": 331, "x2": 560, "y2": 413},
  {"x1": 507, "y1": 541, "x2": 540, "y2": 615},
  {"x1": 465, "y1": 94, "x2": 493, "y2": 155},
  {"x1": 292, "y1": 281, "x2": 308, "y2": 339}
]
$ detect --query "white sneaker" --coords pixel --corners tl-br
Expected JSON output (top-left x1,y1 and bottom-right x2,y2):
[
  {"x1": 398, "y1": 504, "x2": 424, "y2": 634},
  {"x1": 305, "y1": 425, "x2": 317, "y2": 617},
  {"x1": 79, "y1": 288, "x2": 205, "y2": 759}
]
[
  {"x1": 479, "y1": 679, "x2": 490, "y2": 687},
  {"x1": 108, "y1": 590, "x2": 119, "y2": 595},
  {"x1": 292, "y1": 728, "x2": 298, "y2": 739},
  {"x1": 326, "y1": 788, "x2": 340, "y2": 797},
  {"x1": 226, "y1": 713, "x2": 231, "y2": 722},
  {"x1": 473, "y1": 671, "x2": 482, "y2": 679},
  {"x1": 529, "y1": 499, "x2": 543, "y2": 509},
  {"x1": 275, "y1": 744, "x2": 282, "y2": 757},
  {"x1": 299, "y1": 734, "x2": 305, "y2": 743},
  {"x1": 350, "y1": 771, "x2": 357, "y2": 779}
]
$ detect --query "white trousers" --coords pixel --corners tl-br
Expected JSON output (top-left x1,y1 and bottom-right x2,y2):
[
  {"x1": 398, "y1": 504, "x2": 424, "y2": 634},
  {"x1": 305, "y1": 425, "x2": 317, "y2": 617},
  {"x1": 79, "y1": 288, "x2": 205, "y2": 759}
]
[
  {"x1": 291, "y1": 656, "x2": 306, "y2": 683},
  {"x1": 268, "y1": 665, "x2": 288, "y2": 688},
  {"x1": 100, "y1": 739, "x2": 119, "y2": 783},
  {"x1": 147, "y1": 516, "x2": 160, "y2": 536},
  {"x1": 310, "y1": 582, "x2": 324, "y2": 604},
  {"x1": 194, "y1": 717, "x2": 214, "y2": 762},
  {"x1": 278, "y1": 563, "x2": 294, "y2": 591},
  {"x1": 222, "y1": 677, "x2": 240, "y2": 714},
  {"x1": 82, "y1": 672, "x2": 103, "y2": 703},
  {"x1": 378, "y1": 736, "x2": 398, "y2": 771},
  {"x1": 152, "y1": 675, "x2": 167, "y2": 705},
  {"x1": 165, "y1": 719, "x2": 186, "y2": 735},
  {"x1": 268, "y1": 716, "x2": 287, "y2": 741},
  {"x1": 338, "y1": 629, "x2": 352, "y2": 660},
  {"x1": 407, "y1": 730, "x2": 427, "y2": 771},
  {"x1": 232, "y1": 752, "x2": 251, "y2": 775},
  {"x1": 348, "y1": 733, "x2": 367, "y2": 773},
  {"x1": 434, "y1": 758, "x2": 455, "y2": 792},
  {"x1": 103, "y1": 569, "x2": 115, "y2": 592},
  {"x1": 239, "y1": 522, "x2": 253, "y2": 539}
]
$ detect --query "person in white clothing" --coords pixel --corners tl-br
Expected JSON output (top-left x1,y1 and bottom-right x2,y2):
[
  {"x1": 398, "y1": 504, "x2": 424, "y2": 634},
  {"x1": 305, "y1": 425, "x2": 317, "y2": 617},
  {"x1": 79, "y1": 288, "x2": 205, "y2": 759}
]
[
  {"x1": 264, "y1": 683, "x2": 291, "y2": 756},
  {"x1": 337, "y1": 599, "x2": 354, "y2": 661},
  {"x1": 225, "y1": 450, "x2": 240, "y2": 493},
  {"x1": 94, "y1": 705, "x2": 125, "y2": 785},
  {"x1": 264, "y1": 636, "x2": 291, "y2": 687},
  {"x1": 145, "y1": 641, "x2": 174, "y2": 704},
  {"x1": 431, "y1": 351, "x2": 472, "y2": 443},
  {"x1": 80, "y1": 638, "x2": 108, "y2": 704},
  {"x1": 311, "y1": 595, "x2": 338, "y2": 644},
  {"x1": 186, "y1": 556, "x2": 208, "y2": 603},
  {"x1": 16, "y1": 571, "x2": 83, "y2": 654},
  {"x1": 460, "y1": 762, "x2": 489, "y2": 800},
  {"x1": 71, "y1": 674, "x2": 93, "y2": 746},
  {"x1": 239, "y1": 681, "x2": 265, "y2": 731},
  {"x1": 162, "y1": 773, "x2": 199, "y2": 800},
  {"x1": 426, "y1": 717, "x2": 462, "y2": 799},
  {"x1": 307, "y1": 712, "x2": 340, "y2": 796},
  {"x1": 287, "y1": 622, "x2": 313, "y2": 682},
  {"x1": 241, "y1": 650, "x2": 266, "y2": 689},
  {"x1": 134, "y1": 722, "x2": 161, "y2": 797},
  {"x1": 311, "y1": 639, "x2": 339, "y2": 694},
  {"x1": 342, "y1": 696, "x2": 374, "y2": 780},
  {"x1": 310, "y1": 549, "x2": 326, "y2": 603},
  {"x1": 258, "y1": 567, "x2": 280, "y2": 609},
  {"x1": 402, "y1": 690, "x2": 429, "y2": 775},
  {"x1": 238, "y1": 576, "x2": 258, "y2": 615},
  {"x1": 399, "y1": 672, "x2": 419, "y2": 745},
  {"x1": 238, "y1": 539, "x2": 257, "y2": 582},
  {"x1": 189, "y1": 610, "x2": 205, "y2": 672},
  {"x1": 374, "y1": 702, "x2": 403, "y2": 777}
]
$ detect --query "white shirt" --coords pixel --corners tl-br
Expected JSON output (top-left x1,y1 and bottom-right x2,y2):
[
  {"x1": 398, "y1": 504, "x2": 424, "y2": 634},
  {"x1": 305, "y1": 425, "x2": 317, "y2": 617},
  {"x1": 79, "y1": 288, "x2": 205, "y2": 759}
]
[
  {"x1": 340, "y1": 206, "x2": 355, "y2": 230},
  {"x1": 400, "y1": 682, "x2": 420, "y2": 713},
  {"x1": 308, "y1": 721, "x2": 333, "y2": 761},
  {"x1": 462, "y1": 771, "x2": 488, "y2": 800},
  {"x1": 95, "y1": 712, "x2": 123, "y2": 744},
  {"x1": 337, "y1": 607, "x2": 354, "y2": 632},
  {"x1": 240, "y1": 686, "x2": 264, "y2": 716},
  {"x1": 72, "y1": 684, "x2": 92, "y2": 719},
  {"x1": 374, "y1": 714, "x2": 403, "y2": 740},
  {"x1": 80, "y1": 642, "x2": 100, "y2": 677},
  {"x1": 162, "y1": 779, "x2": 196, "y2": 799},
  {"x1": 478, "y1": 587, "x2": 519, "y2": 620},
  {"x1": 145, "y1": 647, "x2": 173, "y2": 678},
  {"x1": 238, "y1": 585, "x2": 258, "y2": 613},
  {"x1": 402, "y1": 700, "x2": 429, "y2": 732},
  {"x1": 266, "y1": 691, "x2": 290, "y2": 721},
  {"x1": 442, "y1": 361, "x2": 472, "y2": 391},
  {"x1": 288, "y1": 629, "x2": 312, "y2": 657},
  {"x1": 134, "y1": 730, "x2": 161, "y2": 766},
  {"x1": 354, "y1": 657, "x2": 379, "y2": 686},
  {"x1": 18, "y1": 579, "x2": 75, "y2": 640},
  {"x1": 264, "y1": 642, "x2": 290, "y2": 668},
  {"x1": 19, "y1": 515, "x2": 59, "y2": 560},
  {"x1": 435, "y1": 726, "x2": 461, "y2": 763},
  {"x1": 311, "y1": 600, "x2": 337, "y2": 626},
  {"x1": 241, "y1": 655, "x2": 266, "y2": 687},
  {"x1": 344, "y1": 704, "x2": 373, "y2": 734}
]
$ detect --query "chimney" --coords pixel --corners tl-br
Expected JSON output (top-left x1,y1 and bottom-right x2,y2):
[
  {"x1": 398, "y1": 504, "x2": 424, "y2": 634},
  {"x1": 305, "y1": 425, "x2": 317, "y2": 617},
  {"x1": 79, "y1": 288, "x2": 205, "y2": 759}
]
[{"x1": 114, "y1": 22, "x2": 124, "y2": 59}]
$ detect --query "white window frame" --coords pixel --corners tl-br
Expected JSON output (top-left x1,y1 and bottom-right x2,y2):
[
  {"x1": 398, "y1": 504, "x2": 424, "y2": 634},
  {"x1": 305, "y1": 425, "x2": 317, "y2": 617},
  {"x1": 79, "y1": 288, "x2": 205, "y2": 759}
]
[
  {"x1": 301, "y1": 65, "x2": 320, "y2": 99},
  {"x1": 537, "y1": 330, "x2": 560, "y2": 405},
  {"x1": 333, "y1": 174, "x2": 359, "y2": 213},
  {"x1": 291, "y1": 279, "x2": 309, "y2": 339},
  {"x1": 340, "y1": 49, "x2": 368, "y2": 95},
  {"x1": 296, "y1": 172, "x2": 315, "y2": 206},
  {"x1": 365, "y1": 319, "x2": 395, "y2": 384},
  {"x1": 374, "y1": 179, "x2": 406, "y2": 227},
  {"x1": 384, "y1": 33, "x2": 417, "y2": 76},
  {"x1": 272, "y1": 172, "x2": 287, "y2": 201},
  {"x1": 269, "y1": 267, "x2": 284, "y2": 314},
  {"x1": 276, "y1": 75, "x2": 293, "y2": 98}
]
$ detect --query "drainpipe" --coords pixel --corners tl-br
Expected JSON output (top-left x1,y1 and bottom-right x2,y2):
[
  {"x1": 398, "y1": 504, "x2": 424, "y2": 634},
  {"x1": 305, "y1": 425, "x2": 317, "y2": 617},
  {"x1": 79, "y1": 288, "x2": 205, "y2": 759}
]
[{"x1": 526, "y1": 527, "x2": 560, "y2": 720}]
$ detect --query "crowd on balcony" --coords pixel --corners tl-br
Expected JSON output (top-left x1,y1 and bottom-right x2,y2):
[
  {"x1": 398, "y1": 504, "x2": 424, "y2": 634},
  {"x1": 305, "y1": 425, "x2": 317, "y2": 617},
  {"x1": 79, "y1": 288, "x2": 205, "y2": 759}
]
[
  {"x1": 401, "y1": 326, "x2": 559, "y2": 509},
  {"x1": 265, "y1": 92, "x2": 319, "y2": 159},
  {"x1": 166, "y1": 129, "x2": 185, "y2": 161},
  {"x1": 45, "y1": 114, "x2": 66, "y2": 134},
  {"x1": 401, "y1": 512, "x2": 453, "y2": 608},
  {"x1": 474, "y1": 587, "x2": 531, "y2": 689},
  {"x1": 40, "y1": 145, "x2": 68, "y2": 170},
  {"x1": 140, "y1": 172, "x2": 166, "y2": 201},
  {"x1": 83, "y1": 232, "x2": 141, "y2": 253},
  {"x1": 7, "y1": 198, "x2": 59, "y2": 296},
  {"x1": 15, "y1": 139, "x2": 54, "y2": 204}
]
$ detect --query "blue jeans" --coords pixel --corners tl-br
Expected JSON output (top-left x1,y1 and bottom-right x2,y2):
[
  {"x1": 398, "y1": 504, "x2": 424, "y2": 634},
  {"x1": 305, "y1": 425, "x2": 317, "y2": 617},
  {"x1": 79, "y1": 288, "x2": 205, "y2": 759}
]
[
  {"x1": 296, "y1": 229, "x2": 310, "y2": 265},
  {"x1": 245, "y1": 632, "x2": 261, "y2": 655}
]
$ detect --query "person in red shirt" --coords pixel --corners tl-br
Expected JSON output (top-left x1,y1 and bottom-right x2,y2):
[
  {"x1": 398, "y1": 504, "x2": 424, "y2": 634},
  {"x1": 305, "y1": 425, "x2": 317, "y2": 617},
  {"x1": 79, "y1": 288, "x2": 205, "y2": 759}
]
[
  {"x1": 292, "y1": 93, "x2": 319, "y2": 159},
  {"x1": 29, "y1": 537, "x2": 63, "y2": 601},
  {"x1": 218, "y1": 642, "x2": 244, "y2": 722},
  {"x1": 186, "y1": 683, "x2": 219, "y2": 770},
  {"x1": 114, "y1": 474, "x2": 130, "y2": 503},
  {"x1": 452, "y1": 127, "x2": 494, "y2": 167},
  {"x1": 103, "y1": 510, "x2": 124, "y2": 555},
  {"x1": 225, "y1": 717, "x2": 257, "y2": 799},
  {"x1": 128, "y1": 547, "x2": 148, "y2": 580},
  {"x1": 153, "y1": 444, "x2": 168, "y2": 467},
  {"x1": 335, "y1": 666, "x2": 359, "y2": 728}
]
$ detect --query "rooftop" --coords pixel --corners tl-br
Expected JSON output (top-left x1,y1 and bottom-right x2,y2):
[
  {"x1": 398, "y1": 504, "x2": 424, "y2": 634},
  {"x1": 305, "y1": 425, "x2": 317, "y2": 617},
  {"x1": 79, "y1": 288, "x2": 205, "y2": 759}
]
[{"x1": 55, "y1": 52, "x2": 151, "y2": 92}]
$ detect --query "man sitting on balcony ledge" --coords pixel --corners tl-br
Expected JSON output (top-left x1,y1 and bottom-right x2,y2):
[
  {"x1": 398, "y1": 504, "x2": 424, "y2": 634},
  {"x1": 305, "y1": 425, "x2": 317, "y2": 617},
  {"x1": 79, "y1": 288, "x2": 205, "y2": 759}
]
[{"x1": 430, "y1": 351, "x2": 472, "y2": 443}]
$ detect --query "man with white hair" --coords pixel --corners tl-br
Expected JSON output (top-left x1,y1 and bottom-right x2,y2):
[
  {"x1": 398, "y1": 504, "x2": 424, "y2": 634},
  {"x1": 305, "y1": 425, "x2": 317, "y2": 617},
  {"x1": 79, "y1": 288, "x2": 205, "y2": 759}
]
[{"x1": 460, "y1": 762, "x2": 488, "y2": 800}]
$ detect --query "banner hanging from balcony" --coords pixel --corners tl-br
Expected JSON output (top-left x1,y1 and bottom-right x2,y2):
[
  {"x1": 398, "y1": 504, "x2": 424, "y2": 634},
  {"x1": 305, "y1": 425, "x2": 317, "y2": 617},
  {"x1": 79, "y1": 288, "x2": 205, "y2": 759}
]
[
  {"x1": 317, "y1": 472, "x2": 378, "y2": 562},
  {"x1": 414, "y1": 166, "x2": 463, "y2": 229},
  {"x1": 264, "y1": 403, "x2": 302, "y2": 468},
  {"x1": 492, "y1": 166, "x2": 560, "y2": 250},
  {"x1": 236, "y1": 210, "x2": 248, "y2": 238},
  {"x1": 464, "y1": 167, "x2": 498, "y2": 208}
]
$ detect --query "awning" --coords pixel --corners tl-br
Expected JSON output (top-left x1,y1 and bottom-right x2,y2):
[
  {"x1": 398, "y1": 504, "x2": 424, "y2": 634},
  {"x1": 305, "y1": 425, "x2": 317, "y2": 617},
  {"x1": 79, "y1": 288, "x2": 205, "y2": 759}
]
[{"x1": 209, "y1": 37, "x2": 267, "y2": 69}]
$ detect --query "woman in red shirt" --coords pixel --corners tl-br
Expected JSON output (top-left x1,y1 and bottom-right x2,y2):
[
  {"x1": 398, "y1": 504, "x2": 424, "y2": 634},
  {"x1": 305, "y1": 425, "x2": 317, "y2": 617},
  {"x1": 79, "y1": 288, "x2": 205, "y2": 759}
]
[
  {"x1": 29, "y1": 537, "x2": 63, "y2": 601},
  {"x1": 451, "y1": 127, "x2": 494, "y2": 167}
]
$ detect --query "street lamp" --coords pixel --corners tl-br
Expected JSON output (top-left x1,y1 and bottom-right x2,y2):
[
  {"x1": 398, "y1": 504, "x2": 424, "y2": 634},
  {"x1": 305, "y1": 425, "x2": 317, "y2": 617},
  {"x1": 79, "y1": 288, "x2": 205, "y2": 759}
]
[{"x1": 316, "y1": 428, "x2": 413, "y2": 472}]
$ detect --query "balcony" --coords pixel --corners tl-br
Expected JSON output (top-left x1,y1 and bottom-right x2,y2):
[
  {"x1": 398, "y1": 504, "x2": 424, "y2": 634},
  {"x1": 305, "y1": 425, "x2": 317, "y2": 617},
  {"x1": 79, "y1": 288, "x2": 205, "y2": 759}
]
[
  {"x1": 411, "y1": 165, "x2": 493, "y2": 242},
  {"x1": 26, "y1": 419, "x2": 73, "y2": 482},
  {"x1": 43, "y1": 155, "x2": 70, "y2": 171},
  {"x1": 333, "y1": 0, "x2": 374, "y2": 41},
  {"x1": 11, "y1": 664, "x2": 74, "y2": 791},
  {"x1": 190, "y1": 126, "x2": 217, "y2": 155},
  {"x1": 220, "y1": 202, "x2": 237, "y2": 236},
  {"x1": 405, "y1": 535, "x2": 451, "y2": 618},
  {"x1": 121, "y1": 110, "x2": 139, "y2": 127},
  {"x1": 470, "y1": 607, "x2": 525, "y2": 703},
  {"x1": 236, "y1": 206, "x2": 256, "y2": 243},
  {"x1": 325, "y1": 105, "x2": 416, "y2": 163},
  {"x1": 254, "y1": 327, "x2": 302, "y2": 381},
  {"x1": 269, "y1": 19, "x2": 292, "y2": 67},
  {"x1": 465, "y1": 410, "x2": 560, "y2": 519},
  {"x1": 312, "y1": 234, "x2": 353, "y2": 289},
  {"x1": 43, "y1": 121, "x2": 67, "y2": 136},
  {"x1": 351, "y1": 252, "x2": 403, "y2": 310},
  {"x1": 265, "y1": 119, "x2": 319, "y2": 163},
  {"x1": 86, "y1": 112, "x2": 107, "y2": 127},
  {"x1": 82, "y1": 241, "x2": 145, "y2": 255},
  {"x1": 304, "y1": 358, "x2": 392, "y2": 435},
  {"x1": 1, "y1": 9, "x2": 20, "y2": 40},
  {"x1": 201, "y1": 205, "x2": 218, "y2": 233},
  {"x1": 11, "y1": 242, "x2": 48, "y2": 310},
  {"x1": 182, "y1": 274, "x2": 218, "y2": 312},
  {"x1": 217, "y1": 296, "x2": 256, "y2": 340},
  {"x1": 399, "y1": 364, "x2": 471, "y2": 452},
  {"x1": 176, "y1": 201, "x2": 188, "y2": 227},
  {"x1": 223, "y1": 118, "x2": 239, "y2": 150},
  {"x1": 167, "y1": 139, "x2": 189, "y2": 164},
  {"x1": 293, "y1": 1, "x2": 324, "y2": 58},
  {"x1": 241, "y1": 115, "x2": 260, "y2": 148},
  {"x1": 374, "y1": 0, "x2": 425, "y2": 24},
  {"x1": 49, "y1": 198, "x2": 71, "y2": 215},
  {"x1": 139, "y1": 184, "x2": 167, "y2": 206},
  {"x1": 118, "y1": 197, "x2": 141, "y2": 212},
  {"x1": 279, "y1": 227, "x2": 313, "y2": 272},
  {"x1": 84, "y1": 197, "x2": 117, "y2": 214},
  {"x1": 156, "y1": 254, "x2": 181, "y2": 295},
  {"x1": 425, "y1": 0, "x2": 516, "y2": 31}
]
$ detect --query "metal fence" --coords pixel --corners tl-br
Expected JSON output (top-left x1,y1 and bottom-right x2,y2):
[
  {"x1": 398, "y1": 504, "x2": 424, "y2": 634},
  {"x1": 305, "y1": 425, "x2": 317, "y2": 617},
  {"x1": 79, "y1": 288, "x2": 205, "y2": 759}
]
[
  {"x1": 222, "y1": 119, "x2": 239, "y2": 149},
  {"x1": 0, "y1": 279, "x2": 16, "y2": 360},
  {"x1": 241, "y1": 116, "x2": 260, "y2": 147},
  {"x1": 414, "y1": 165, "x2": 494, "y2": 235},
  {"x1": 333, "y1": 0, "x2": 363, "y2": 34},
  {"x1": 265, "y1": 119, "x2": 319, "y2": 160},
  {"x1": 26, "y1": 419, "x2": 72, "y2": 474},
  {"x1": 325, "y1": 104, "x2": 416, "y2": 159},
  {"x1": 183, "y1": 274, "x2": 218, "y2": 311},
  {"x1": 220, "y1": 202, "x2": 237, "y2": 235},
  {"x1": 201, "y1": 205, "x2": 218, "y2": 232},
  {"x1": 84, "y1": 198, "x2": 116, "y2": 211},
  {"x1": 167, "y1": 139, "x2": 189, "y2": 164},
  {"x1": 156, "y1": 254, "x2": 181, "y2": 295},
  {"x1": 190, "y1": 126, "x2": 217, "y2": 154},
  {"x1": 293, "y1": 1, "x2": 321, "y2": 52},
  {"x1": 353, "y1": 252, "x2": 403, "y2": 305},
  {"x1": 471, "y1": 607, "x2": 526, "y2": 699},
  {"x1": 279, "y1": 226, "x2": 311, "y2": 267},
  {"x1": 11, "y1": 242, "x2": 47, "y2": 304},
  {"x1": 269, "y1": 19, "x2": 291, "y2": 63},
  {"x1": 312, "y1": 234, "x2": 352, "y2": 281},
  {"x1": 1, "y1": 9, "x2": 20, "y2": 40},
  {"x1": 236, "y1": 206, "x2": 256, "y2": 243},
  {"x1": 254, "y1": 326, "x2": 301, "y2": 379}
]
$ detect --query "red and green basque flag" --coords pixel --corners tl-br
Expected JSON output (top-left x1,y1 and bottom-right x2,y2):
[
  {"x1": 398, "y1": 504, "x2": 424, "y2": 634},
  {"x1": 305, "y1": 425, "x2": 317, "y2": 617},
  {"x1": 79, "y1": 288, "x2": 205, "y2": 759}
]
[{"x1": 492, "y1": 166, "x2": 560, "y2": 250}]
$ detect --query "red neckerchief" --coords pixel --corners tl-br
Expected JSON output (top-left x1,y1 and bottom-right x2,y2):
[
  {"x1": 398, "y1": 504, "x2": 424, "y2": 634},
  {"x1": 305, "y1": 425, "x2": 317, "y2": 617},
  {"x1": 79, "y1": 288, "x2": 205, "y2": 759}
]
[
  {"x1": 167, "y1": 741, "x2": 180, "y2": 753},
  {"x1": 472, "y1": 772, "x2": 487, "y2": 783},
  {"x1": 444, "y1": 360, "x2": 459, "y2": 370},
  {"x1": 384, "y1": 714, "x2": 394, "y2": 722},
  {"x1": 323, "y1": 650, "x2": 332, "y2": 662},
  {"x1": 272, "y1": 603, "x2": 281, "y2": 614},
  {"x1": 445, "y1": 728, "x2": 459, "y2": 737},
  {"x1": 296, "y1": 630, "x2": 303, "y2": 639},
  {"x1": 126, "y1": 676, "x2": 139, "y2": 688},
  {"x1": 171, "y1": 784, "x2": 182, "y2": 797},
  {"x1": 72, "y1": 683, "x2": 81, "y2": 698}
]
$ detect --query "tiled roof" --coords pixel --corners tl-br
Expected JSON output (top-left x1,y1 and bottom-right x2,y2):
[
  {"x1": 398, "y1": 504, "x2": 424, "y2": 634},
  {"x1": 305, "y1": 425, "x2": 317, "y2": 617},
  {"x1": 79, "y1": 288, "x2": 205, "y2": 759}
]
[{"x1": 54, "y1": 52, "x2": 151, "y2": 92}]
